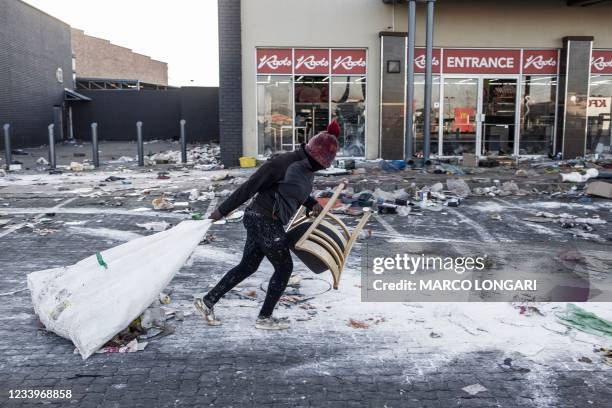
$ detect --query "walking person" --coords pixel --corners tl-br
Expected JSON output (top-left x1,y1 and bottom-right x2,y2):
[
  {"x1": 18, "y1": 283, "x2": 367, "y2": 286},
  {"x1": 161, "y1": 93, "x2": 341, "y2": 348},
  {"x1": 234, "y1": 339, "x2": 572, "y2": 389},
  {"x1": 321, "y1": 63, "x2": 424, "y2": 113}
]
[{"x1": 195, "y1": 121, "x2": 341, "y2": 330}]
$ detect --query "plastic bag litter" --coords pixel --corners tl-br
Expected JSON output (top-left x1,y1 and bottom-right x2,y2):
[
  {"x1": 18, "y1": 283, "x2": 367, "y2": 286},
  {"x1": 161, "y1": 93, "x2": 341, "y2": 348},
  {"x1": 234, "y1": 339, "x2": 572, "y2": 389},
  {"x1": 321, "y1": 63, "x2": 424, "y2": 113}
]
[
  {"x1": 560, "y1": 168, "x2": 598, "y2": 183},
  {"x1": 27, "y1": 220, "x2": 212, "y2": 359},
  {"x1": 373, "y1": 188, "x2": 395, "y2": 203},
  {"x1": 446, "y1": 179, "x2": 471, "y2": 198},
  {"x1": 555, "y1": 303, "x2": 612, "y2": 337}
]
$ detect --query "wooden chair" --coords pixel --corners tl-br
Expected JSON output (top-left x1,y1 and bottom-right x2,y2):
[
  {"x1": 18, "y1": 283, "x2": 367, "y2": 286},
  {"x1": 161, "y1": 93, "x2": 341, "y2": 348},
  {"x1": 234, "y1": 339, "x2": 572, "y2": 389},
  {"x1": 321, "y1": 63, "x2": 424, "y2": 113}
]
[{"x1": 286, "y1": 183, "x2": 370, "y2": 289}]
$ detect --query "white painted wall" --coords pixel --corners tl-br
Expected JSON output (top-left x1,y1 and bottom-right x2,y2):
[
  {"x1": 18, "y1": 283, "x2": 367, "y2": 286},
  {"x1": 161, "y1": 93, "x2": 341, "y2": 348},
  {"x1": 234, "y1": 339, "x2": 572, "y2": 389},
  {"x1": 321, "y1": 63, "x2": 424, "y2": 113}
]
[
  {"x1": 241, "y1": 0, "x2": 392, "y2": 159},
  {"x1": 241, "y1": 0, "x2": 612, "y2": 159}
]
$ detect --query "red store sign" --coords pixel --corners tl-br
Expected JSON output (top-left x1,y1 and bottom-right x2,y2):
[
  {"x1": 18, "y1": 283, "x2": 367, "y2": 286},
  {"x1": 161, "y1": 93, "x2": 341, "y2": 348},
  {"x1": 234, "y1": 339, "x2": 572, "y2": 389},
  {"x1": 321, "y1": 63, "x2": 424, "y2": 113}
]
[
  {"x1": 256, "y1": 48, "x2": 292, "y2": 74},
  {"x1": 522, "y1": 50, "x2": 559, "y2": 75},
  {"x1": 257, "y1": 48, "x2": 367, "y2": 75},
  {"x1": 331, "y1": 49, "x2": 367, "y2": 75},
  {"x1": 591, "y1": 50, "x2": 612, "y2": 74},
  {"x1": 413, "y1": 48, "x2": 442, "y2": 74},
  {"x1": 443, "y1": 49, "x2": 521, "y2": 74},
  {"x1": 411, "y1": 48, "x2": 559, "y2": 75},
  {"x1": 294, "y1": 49, "x2": 330, "y2": 75},
  {"x1": 257, "y1": 48, "x2": 292, "y2": 74}
]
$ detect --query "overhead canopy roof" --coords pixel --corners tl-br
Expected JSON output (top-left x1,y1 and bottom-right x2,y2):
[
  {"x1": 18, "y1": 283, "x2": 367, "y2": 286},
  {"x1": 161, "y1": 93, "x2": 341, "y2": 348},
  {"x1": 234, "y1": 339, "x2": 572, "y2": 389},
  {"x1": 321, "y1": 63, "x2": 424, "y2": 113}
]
[{"x1": 64, "y1": 88, "x2": 92, "y2": 102}]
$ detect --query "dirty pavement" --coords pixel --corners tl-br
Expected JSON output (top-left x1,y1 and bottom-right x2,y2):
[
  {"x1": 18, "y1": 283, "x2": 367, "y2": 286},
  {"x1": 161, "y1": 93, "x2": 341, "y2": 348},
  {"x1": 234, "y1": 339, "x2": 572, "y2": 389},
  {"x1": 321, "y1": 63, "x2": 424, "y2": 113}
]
[{"x1": 1, "y1": 141, "x2": 612, "y2": 407}]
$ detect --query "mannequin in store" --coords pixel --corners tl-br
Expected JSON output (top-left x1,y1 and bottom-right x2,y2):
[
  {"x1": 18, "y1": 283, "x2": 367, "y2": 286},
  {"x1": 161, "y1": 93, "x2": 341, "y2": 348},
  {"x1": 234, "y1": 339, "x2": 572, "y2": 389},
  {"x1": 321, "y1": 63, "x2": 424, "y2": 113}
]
[{"x1": 194, "y1": 121, "x2": 342, "y2": 330}]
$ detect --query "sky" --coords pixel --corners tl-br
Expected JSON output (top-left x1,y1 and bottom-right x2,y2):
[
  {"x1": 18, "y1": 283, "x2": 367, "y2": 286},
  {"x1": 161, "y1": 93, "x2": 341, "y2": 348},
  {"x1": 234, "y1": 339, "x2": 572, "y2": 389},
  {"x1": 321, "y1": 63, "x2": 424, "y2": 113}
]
[{"x1": 22, "y1": 0, "x2": 219, "y2": 87}]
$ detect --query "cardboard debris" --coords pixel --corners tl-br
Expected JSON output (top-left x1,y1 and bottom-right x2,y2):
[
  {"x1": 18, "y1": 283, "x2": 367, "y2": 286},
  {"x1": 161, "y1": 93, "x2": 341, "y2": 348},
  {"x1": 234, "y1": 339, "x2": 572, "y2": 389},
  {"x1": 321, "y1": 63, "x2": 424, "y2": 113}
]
[
  {"x1": 348, "y1": 319, "x2": 369, "y2": 329},
  {"x1": 586, "y1": 181, "x2": 612, "y2": 199},
  {"x1": 462, "y1": 153, "x2": 479, "y2": 168}
]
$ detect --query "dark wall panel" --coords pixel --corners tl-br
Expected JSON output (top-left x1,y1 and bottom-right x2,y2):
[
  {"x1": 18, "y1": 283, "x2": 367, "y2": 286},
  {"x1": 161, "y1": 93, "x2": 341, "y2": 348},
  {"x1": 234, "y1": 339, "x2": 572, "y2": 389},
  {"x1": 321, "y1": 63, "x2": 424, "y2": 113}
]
[
  {"x1": 0, "y1": 0, "x2": 74, "y2": 149},
  {"x1": 71, "y1": 88, "x2": 219, "y2": 143},
  {"x1": 380, "y1": 34, "x2": 407, "y2": 160},
  {"x1": 217, "y1": 0, "x2": 242, "y2": 166},
  {"x1": 72, "y1": 90, "x2": 181, "y2": 142},
  {"x1": 180, "y1": 87, "x2": 219, "y2": 143}
]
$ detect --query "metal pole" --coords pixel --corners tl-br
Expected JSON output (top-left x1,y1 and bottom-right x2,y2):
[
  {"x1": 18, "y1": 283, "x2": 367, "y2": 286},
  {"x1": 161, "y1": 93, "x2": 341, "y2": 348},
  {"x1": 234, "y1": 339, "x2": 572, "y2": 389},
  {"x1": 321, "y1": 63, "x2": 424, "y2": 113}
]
[
  {"x1": 3, "y1": 124, "x2": 11, "y2": 170},
  {"x1": 405, "y1": 0, "x2": 417, "y2": 160},
  {"x1": 136, "y1": 121, "x2": 144, "y2": 167},
  {"x1": 48, "y1": 124, "x2": 56, "y2": 169},
  {"x1": 423, "y1": 0, "x2": 435, "y2": 162},
  {"x1": 91, "y1": 123, "x2": 99, "y2": 168},
  {"x1": 180, "y1": 119, "x2": 187, "y2": 164}
]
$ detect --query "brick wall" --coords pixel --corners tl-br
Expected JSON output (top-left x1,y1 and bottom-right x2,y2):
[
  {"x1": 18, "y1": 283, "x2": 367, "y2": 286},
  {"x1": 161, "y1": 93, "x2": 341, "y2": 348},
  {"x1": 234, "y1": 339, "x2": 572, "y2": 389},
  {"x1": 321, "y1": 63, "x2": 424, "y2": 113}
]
[
  {"x1": 0, "y1": 0, "x2": 74, "y2": 148},
  {"x1": 217, "y1": 0, "x2": 242, "y2": 167},
  {"x1": 71, "y1": 28, "x2": 168, "y2": 86}
]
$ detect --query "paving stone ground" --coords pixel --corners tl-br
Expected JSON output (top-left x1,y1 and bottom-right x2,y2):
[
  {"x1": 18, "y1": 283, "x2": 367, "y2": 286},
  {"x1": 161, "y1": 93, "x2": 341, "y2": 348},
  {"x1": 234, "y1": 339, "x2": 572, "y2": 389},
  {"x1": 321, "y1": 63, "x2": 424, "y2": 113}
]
[{"x1": 0, "y1": 156, "x2": 611, "y2": 407}]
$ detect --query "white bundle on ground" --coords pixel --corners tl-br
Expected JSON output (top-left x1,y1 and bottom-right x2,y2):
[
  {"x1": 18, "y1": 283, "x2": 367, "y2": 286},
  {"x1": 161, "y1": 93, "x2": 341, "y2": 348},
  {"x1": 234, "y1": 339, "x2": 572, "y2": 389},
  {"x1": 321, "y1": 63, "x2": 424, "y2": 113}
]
[{"x1": 27, "y1": 220, "x2": 211, "y2": 359}]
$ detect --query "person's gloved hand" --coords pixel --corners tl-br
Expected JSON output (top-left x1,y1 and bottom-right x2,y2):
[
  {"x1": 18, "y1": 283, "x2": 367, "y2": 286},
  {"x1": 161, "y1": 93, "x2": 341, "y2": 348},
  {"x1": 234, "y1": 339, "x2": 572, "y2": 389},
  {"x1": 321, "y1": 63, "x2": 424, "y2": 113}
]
[
  {"x1": 208, "y1": 209, "x2": 223, "y2": 221},
  {"x1": 311, "y1": 202, "x2": 324, "y2": 217}
]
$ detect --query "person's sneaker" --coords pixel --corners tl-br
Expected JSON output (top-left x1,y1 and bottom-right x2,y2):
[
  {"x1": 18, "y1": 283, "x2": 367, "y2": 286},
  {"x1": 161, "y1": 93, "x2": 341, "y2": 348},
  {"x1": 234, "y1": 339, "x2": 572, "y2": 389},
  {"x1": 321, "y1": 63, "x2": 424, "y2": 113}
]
[
  {"x1": 194, "y1": 297, "x2": 221, "y2": 326},
  {"x1": 255, "y1": 316, "x2": 290, "y2": 330}
]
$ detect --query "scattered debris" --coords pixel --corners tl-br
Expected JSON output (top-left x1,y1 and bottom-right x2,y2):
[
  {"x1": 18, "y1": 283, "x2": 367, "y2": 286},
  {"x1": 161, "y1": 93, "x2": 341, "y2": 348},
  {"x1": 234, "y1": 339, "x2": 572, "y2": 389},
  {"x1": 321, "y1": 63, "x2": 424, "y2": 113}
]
[
  {"x1": 555, "y1": 304, "x2": 612, "y2": 337},
  {"x1": 595, "y1": 347, "x2": 612, "y2": 366},
  {"x1": 462, "y1": 384, "x2": 488, "y2": 396},
  {"x1": 136, "y1": 221, "x2": 170, "y2": 232},
  {"x1": 348, "y1": 319, "x2": 369, "y2": 329},
  {"x1": 152, "y1": 197, "x2": 174, "y2": 211},
  {"x1": 586, "y1": 181, "x2": 612, "y2": 199},
  {"x1": 446, "y1": 179, "x2": 471, "y2": 198},
  {"x1": 104, "y1": 176, "x2": 126, "y2": 182},
  {"x1": 560, "y1": 168, "x2": 598, "y2": 183}
]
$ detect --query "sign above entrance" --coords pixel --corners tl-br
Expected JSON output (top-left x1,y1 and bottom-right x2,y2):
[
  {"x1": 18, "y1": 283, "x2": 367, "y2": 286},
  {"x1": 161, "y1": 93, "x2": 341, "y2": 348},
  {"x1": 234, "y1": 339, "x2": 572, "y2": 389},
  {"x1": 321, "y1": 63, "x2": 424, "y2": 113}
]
[
  {"x1": 522, "y1": 50, "x2": 559, "y2": 75},
  {"x1": 443, "y1": 49, "x2": 521, "y2": 74},
  {"x1": 591, "y1": 50, "x2": 612, "y2": 74},
  {"x1": 413, "y1": 48, "x2": 441, "y2": 74},
  {"x1": 294, "y1": 49, "x2": 330, "y2": 75},
  {"x1": 331, "y1": 49, "x2": 367, "y2": 75},
  {"x1": 411, "y1": 48, "x2": 560, "y2": 75},
  {"x1": 256, "y1": 48, "x2": 292, "y2": 74}
]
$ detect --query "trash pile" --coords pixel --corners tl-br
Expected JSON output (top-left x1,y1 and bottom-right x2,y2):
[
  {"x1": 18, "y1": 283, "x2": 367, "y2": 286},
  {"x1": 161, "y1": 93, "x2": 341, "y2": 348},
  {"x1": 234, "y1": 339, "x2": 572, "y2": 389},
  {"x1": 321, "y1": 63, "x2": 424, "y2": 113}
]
[
  {"x1": 88, "y1": 291, "x2": 189, "y2": 355},
  {"x1": 313, "y1": 179, "x2": 475, "y2": 217},
  {"x1": 524, "y1": 211, "x2": 608, "y2": 242},
  {"x1": 145, "y1": 145, "x2": 223, "y2": 170},
  {"x1": 146, "y1": 171, "x2": 246, "y2": 217}
]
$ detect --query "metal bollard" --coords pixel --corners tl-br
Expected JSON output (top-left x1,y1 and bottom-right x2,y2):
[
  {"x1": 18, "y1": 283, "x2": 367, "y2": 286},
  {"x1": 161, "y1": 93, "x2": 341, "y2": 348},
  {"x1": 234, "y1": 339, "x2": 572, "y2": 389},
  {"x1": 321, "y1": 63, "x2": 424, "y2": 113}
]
[
  {"x1": 3, "y1": 124, "x2": 11, "y2": 170},
  {"x1": 180, "y1": 119, "x2": 187, "y2": 164},
  {"x1": 136, "y1": 121, "x2": 144, "y2": 167},
  {"x1": 91, "y1": 123, "x2": 99, "y2": 168},
  {"x1": 48, "y1": 124, "x2": 56, "y2": 169}
]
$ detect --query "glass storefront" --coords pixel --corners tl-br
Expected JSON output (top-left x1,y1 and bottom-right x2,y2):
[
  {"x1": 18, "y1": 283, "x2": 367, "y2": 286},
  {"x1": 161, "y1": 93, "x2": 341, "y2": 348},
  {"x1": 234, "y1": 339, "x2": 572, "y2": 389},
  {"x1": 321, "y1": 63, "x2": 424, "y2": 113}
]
[
  {"x1": 256, "y1": 48, "x2": 367, "y2": 157},
  {"x1": 519, "y1": 76, "x2": 557, "y2": 155},
  {"x1": 294, "y1": 76, "x2": 329, "y2": 145},
  {"x1": 481, "y1": 78, "x2": 517, "y2": 156},
  {"x1": 442, "y1": 78, "x2": 478, "y2": 155},
  {"x1": 256, "y1": 75, "x2": 293, "y2": 156},
  {"x1": 414, "y1": 75, "x2": 440, "y2": 156},
  {"x1": 331, "y1": 76, "x2": 366, "y2": 156},
  {"x1": 587, "y1": 75, "x2": 612, "y2": 154}
]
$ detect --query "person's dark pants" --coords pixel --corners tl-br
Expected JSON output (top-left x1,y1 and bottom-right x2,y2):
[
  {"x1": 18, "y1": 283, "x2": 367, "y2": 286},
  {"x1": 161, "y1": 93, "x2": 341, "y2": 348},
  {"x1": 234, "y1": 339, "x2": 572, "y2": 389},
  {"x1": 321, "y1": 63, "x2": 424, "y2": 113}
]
[{"x1": 203, "y1": 208, "x2": 293, "y2": 318}]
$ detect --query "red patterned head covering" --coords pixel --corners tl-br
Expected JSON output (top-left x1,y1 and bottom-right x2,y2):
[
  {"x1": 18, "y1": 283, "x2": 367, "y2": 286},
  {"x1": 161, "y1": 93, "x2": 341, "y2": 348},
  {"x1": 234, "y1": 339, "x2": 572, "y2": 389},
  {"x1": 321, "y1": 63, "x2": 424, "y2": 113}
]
[{"x1": 305, "y1": 120, "x2": 341, "y2": 168}]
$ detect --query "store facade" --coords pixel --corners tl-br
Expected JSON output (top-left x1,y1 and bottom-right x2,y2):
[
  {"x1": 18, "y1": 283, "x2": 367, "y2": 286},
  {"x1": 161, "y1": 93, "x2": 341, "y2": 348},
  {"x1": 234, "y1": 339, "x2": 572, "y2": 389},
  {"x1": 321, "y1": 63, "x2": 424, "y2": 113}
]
[
  {"x1": 256, "y1": 48, "x2": 367, "y2": 157},
  {"x1": 218, "y1": 0, "x2": 612, "y2": 165}
]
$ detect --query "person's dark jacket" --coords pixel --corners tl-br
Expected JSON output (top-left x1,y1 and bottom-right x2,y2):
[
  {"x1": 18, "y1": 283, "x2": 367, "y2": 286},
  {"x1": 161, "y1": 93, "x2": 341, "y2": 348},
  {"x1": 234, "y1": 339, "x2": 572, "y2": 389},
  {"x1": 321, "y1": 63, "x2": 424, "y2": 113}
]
[{"x1": 217, "y1": 146, "x2": 322, "y2": 225}]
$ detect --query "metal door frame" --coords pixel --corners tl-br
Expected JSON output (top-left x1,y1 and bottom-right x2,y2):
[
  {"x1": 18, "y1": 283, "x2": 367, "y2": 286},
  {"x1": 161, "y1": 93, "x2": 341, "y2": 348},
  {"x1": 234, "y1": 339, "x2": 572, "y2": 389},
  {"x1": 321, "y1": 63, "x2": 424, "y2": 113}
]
[
  {"x1": 439, "y1": 74, "x2": 520, "y2": 157},
  {"x1": 479, "y1": 75, "x2": 521, "y2": 157}
]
